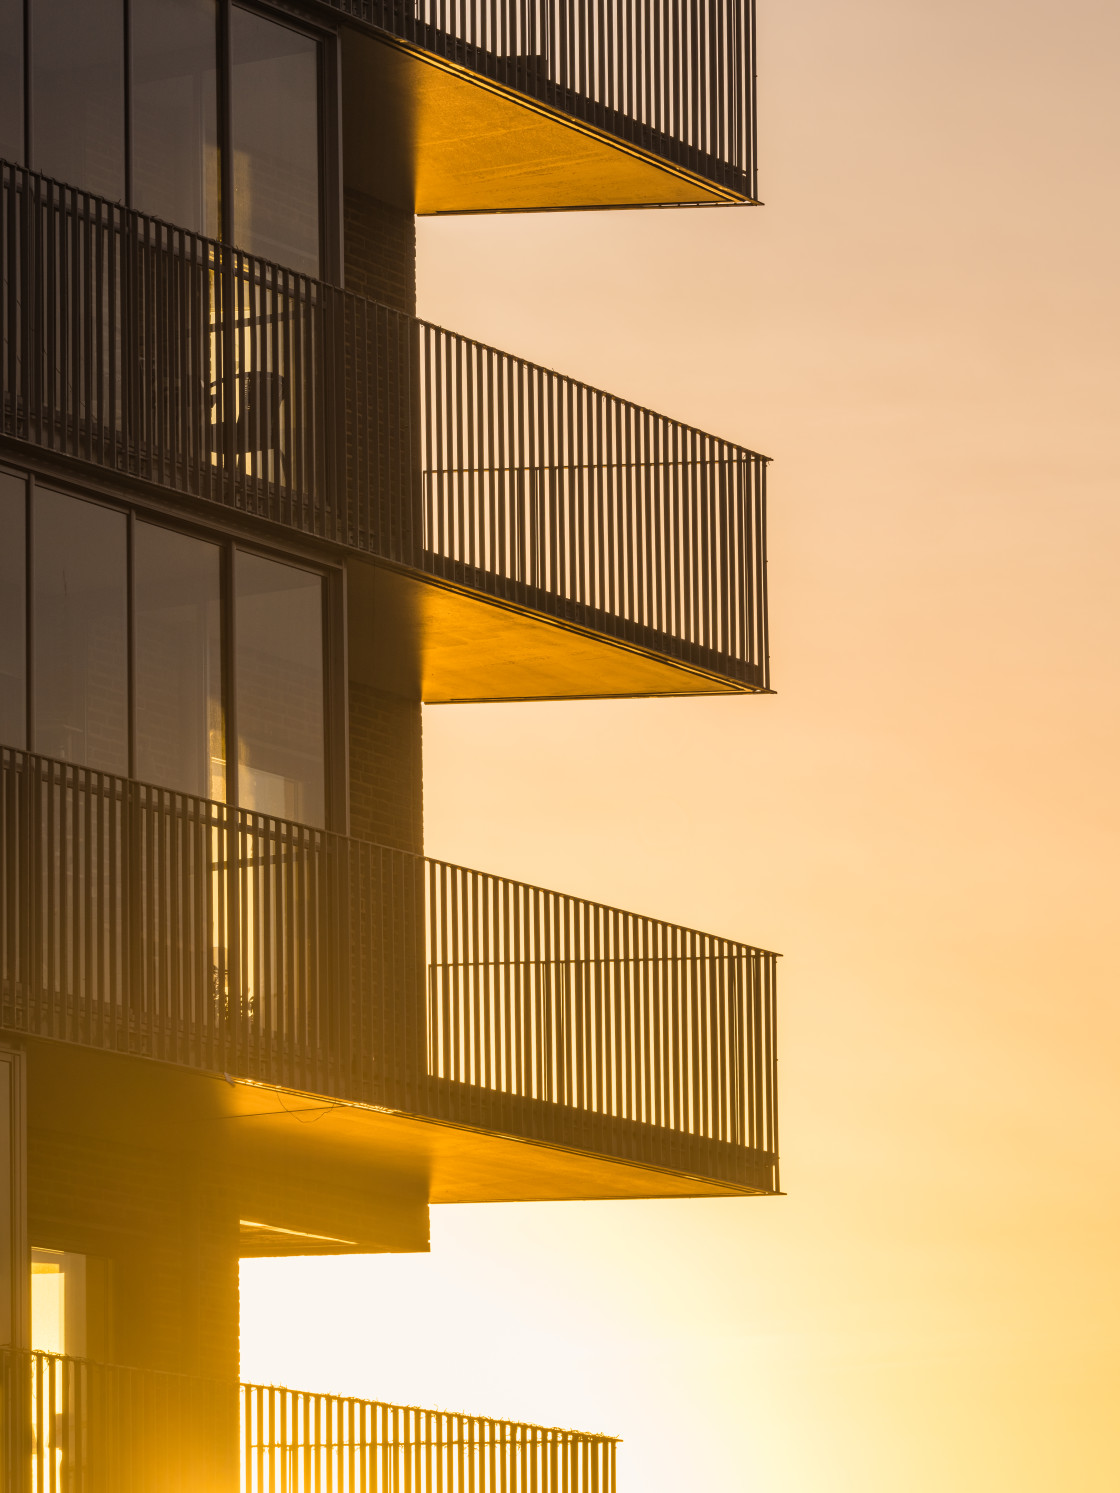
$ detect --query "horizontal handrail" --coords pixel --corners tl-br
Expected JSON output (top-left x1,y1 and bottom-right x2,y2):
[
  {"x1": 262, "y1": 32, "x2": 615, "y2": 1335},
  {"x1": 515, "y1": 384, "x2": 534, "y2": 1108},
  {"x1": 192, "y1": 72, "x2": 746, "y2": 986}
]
[
  {"x1": 0, "y1": 746, "x2": 779, "y2": 1192},
  {"x1": 0, "y1": 1348, "x2": 617, "y2": 1492},
  {"x1": 0, "y1": 161, "x2": 770, "y2": 689},
  {"x1": 322, "y1": 0, "x2": 757, "y2": 199}
]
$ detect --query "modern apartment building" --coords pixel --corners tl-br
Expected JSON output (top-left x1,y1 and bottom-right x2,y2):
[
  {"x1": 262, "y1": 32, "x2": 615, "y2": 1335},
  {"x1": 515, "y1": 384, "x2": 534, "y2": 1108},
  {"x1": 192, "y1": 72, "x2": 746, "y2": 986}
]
[{"x1": 0, "y1": 0, "x2": 777, "y2": 1486}]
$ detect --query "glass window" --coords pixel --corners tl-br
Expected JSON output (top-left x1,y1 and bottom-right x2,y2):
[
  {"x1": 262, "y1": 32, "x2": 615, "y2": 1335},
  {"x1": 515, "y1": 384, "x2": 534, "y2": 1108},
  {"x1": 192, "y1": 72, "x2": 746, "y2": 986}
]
[
  {"x1": 131, "y1": 0, "x2": 219, "y2": 236},
  {"x1": 31, "y1": 0, "x2": 125, "y2": 201},
  {"x1": 0, "y1": 473, "x2": 26, "y2": 749},
  {"x1": 230, "y1": 7, "x2": 319, "y2": 275},
  {"x1": 0, "y1": 0, "x2": 23, "y2": 164},
  {"x1": 30, "y1": 1249, "x2": 68, "y2": 1355},
  {"x1": 33, "y1": 489, "x2": 128, "y2": 775},
  {"x1": 134, "y1": 523, "x2": 225, "y2": 800},
  {"x1": 31, "y1": 1247, "x2": 108, "y2": 1359},
  {"x1": 235, "y1": 553, "x2": 324, "y2": 825}
]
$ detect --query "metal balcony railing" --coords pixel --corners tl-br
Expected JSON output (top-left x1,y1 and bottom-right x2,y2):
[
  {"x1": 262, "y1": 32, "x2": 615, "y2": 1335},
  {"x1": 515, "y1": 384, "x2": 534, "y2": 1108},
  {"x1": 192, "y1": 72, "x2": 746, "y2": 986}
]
[
  {"x1": 0, "y1": 747, "x2": 779, "y2": 1194},
  {"x1": 326, "y1": 0, "x2": 758, "y2": 201},
  {"x1": 0, "y1": 1348, "x2": 618, "y2": 1493},
  {"x1": 0, "y1": 162, "x2": 770, "y2": 691}
]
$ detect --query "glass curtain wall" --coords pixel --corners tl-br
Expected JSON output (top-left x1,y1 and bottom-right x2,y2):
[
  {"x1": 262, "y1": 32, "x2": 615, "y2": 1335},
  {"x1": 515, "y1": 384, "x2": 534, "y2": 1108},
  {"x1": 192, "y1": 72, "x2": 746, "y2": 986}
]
[
  {"x1": 235, "y1": 553, "x2": 324, "y2": 825},
  {"x1": 32, "y1": 489, "x2": 129, "y2": 776},
  {"x1": 131, "y1": 0, "x2": 220, "y2": 236},
  {"x1": 0, "y1": 0, "x2": 23, "y2": 163},
  {"x1": 8, "y1": 480, "x2": 327, "y2": 819},
  {"x1": 0, "y1": 473, "x2": 26, "y2": 748},
  {"x1": 30, "y1": 0, "x2": 125, "y2": 201},
  {"x1": 9, "y1": 3, "x2": 324, "y2": 272},
  {"x1": 230, "y1": 6, "x2": 320, "y2": 275},
  {"x1": 134, "y1": 523, "x2": 225, "y2": 800}
]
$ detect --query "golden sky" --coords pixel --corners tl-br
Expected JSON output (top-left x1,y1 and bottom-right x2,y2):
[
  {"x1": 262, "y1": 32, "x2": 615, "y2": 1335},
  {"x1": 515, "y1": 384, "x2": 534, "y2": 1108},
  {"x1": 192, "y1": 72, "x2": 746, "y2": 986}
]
[{"x1": 241, "y1": 1, "x2": 1120, "y2": 1486}]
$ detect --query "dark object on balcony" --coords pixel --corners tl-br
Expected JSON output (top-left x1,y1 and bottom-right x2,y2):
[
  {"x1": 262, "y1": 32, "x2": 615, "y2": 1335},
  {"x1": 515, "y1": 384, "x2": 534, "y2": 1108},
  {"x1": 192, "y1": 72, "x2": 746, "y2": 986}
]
[{"x1": 210, "y1": 371, "x2": 288, "y2": 480}]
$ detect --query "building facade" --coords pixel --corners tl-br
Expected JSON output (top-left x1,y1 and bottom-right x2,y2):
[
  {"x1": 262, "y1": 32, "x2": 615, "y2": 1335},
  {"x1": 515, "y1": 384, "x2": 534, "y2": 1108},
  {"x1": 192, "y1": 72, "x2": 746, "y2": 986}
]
[{"x1": 0, "y1": 0, "x2": 777, "y2": 1486}]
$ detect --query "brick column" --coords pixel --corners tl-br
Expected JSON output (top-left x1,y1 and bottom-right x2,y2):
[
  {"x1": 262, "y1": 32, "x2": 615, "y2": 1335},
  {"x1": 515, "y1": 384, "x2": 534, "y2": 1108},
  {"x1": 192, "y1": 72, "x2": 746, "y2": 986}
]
[{"x1": 0, "y1": 1045, "x2": 28, "y2": 1352}]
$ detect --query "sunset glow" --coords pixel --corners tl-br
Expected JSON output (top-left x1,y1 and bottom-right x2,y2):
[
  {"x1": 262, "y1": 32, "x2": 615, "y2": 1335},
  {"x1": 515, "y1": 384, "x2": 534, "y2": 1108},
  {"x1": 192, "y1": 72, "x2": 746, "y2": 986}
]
[{"x1": 243, "y1": 1, "x2": 1119, "y2": 1488}]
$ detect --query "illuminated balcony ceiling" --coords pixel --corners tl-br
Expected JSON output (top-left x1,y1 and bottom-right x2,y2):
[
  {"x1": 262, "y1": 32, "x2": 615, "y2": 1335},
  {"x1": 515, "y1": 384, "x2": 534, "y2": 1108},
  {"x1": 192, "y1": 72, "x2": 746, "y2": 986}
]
[
  {"x1": 216, "y1": 1075, "x2": 767, "y2": 1204},
  {"x1": 342, "y1": 30, "x2": 758, "y2": 213},
  {"x1": 32, "y1": 1045, "x2": 771, "y2": 1235},
  {"x1": 353, "y1": 561, "x2": 756, "y2": 703}
]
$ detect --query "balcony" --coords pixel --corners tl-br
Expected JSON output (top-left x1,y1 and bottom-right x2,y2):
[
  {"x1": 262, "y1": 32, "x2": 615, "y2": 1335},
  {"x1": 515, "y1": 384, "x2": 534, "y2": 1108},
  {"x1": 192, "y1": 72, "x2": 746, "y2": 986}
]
[
  {"x1": 0, "y1": 747, "x2": 780, "y2": 1202},
  {"x1": 332, "y1": 0, "x2": 758, "y2": 213},
  {"x1": 0, "y1": 163, "x2": 770, "y2": 701},
  {"x1": 0, "y1": 1348, "x2": 617, "y2": 1491}
]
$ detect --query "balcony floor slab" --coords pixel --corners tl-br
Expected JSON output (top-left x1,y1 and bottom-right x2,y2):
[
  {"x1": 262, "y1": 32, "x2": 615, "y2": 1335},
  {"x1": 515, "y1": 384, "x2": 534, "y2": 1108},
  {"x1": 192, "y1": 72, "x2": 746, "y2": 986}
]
[
  {"x1": 25, "y1": 1041, "x2": 767, "y2": 1235},
  {"x1": 352, "y1": 560, "x2": 753, "y2": 702},
  {"x1": 343, "y1": 29, "x2": 752, "y2": 214}
]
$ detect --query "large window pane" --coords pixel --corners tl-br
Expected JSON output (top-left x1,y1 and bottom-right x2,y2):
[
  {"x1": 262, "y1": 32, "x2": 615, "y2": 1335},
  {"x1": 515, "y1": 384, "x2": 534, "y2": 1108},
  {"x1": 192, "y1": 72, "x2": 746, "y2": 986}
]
[
  {"x1": 235, "y1": 553, "x2": 324, "y2": 825},
  {"x1": 231, "y1": 7, "x2": 319, "y2": 275},
  {"x1": 0, "y1": 0, "x2": 23, "y2": 163},
  {"x1": 31, "y1": 0, "x2": 125, "y2": 200},
  {"x1": 132, "y1": 0, "x2": 219, "y2": 235},
  {"x1": 0, "y1": 473, "x2": 26, "y2": 748},
  {"x1": 33, "y1": 489, "x2": 128, "y2": 774},
  {"x1": 134, "y1": 523, "x2": 224, "y2": 800}
]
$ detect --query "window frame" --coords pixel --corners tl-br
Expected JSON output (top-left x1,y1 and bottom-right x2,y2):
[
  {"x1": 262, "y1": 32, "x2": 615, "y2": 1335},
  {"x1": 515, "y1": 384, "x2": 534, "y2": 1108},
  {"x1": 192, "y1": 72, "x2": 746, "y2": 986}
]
[
  {"x1": 222, "y1": 0, "x2": 341, "y2": 282},
  {"x1": 11, "y1": 0, "x2": 341, "y2": 283},
  {"x1": 0, "y1": 459, "x2": 345, "y2": 831}
]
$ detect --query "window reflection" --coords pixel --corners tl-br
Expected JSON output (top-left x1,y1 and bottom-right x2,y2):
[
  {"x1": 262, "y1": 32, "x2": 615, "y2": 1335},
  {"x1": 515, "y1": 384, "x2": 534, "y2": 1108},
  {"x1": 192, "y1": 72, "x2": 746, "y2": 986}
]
[
  {"x1": 235, "y1": 553, "x2": 324, "y2": 826},
  {"x1": 9, "y1": 2, "x2": 327, "y2": 273},
  {"x1": 30, "y1": 1250, "x2": 67, "y2": 1356},
  {"x1": 31, "y1": 1247, "x2": 109, "y2": 1360},
  {"x1": 14, "y1": 485, "x2": 331, "y2": 822},
  {"x1": 0, "y1": 473, "x2": 26, "y2": 749},
  {"x1": 134, "y1": 523, "x2": 225, "y2": 800},
  {"x1": 0, "y1": 0, "x2": 23, "y2": 163},
  {"x1": 33, "y1": 489, "x2": 129, "y2": 775},
  {"x1": 231, "y1": 7, "x2": 320, "y2": 275},
  {"x1": 131, "y1": 0, "x2": 219, "y2": 236},
  {"x1": 31, "y1": 0, "x2": 125, "y2": 201}
]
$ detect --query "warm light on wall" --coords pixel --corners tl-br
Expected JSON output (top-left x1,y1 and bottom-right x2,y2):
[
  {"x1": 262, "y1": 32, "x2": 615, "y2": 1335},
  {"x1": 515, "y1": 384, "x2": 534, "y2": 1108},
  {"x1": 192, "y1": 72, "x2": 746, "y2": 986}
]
[{"x1": 30, "y1": 1250, "x2": 65, "y2": 1356}]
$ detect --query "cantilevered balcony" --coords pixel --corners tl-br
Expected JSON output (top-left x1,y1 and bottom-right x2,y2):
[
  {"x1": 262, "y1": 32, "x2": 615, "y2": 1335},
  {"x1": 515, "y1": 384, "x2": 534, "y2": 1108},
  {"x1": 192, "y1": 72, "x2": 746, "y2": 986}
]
[
  {"x1": 0, "y1": 164, "x2": 770, "y2": 700},
  {"x1": 1, "y1": 1348, "x2": 617, "y2": 1492},
  {"x1": 0, "y1": 747, "x2": 780, "y2": 1202},
  {"x1": 332, "y1": 0, "x2": 758, "y2": 212}
]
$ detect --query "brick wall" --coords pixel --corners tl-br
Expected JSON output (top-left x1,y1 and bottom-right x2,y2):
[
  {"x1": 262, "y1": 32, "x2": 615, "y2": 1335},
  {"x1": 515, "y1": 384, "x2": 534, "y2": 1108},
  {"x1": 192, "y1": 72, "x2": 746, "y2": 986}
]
[
  {"x1": 28, "y1": 1125, "x2": 239, "y2": 1379},
  {"x1": 348, "y1": 681, "x2": 423, "y2": 854},
  {"x1": 343, "y1": 187, "x2": 416, "y2": 315}
]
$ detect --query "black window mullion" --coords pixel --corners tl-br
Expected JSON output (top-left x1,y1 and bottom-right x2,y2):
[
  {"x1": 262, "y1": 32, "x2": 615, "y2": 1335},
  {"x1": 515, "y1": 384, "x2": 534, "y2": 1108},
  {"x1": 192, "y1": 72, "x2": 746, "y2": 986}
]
[
  {"x1": 126, "y1": 508, "x2": 136, "y2": 777},
  {"x1": 218, "y1": 0, "x2": 233, "y2": 246},
  {"x1": 22, "y1": 0, "x2": 31, "y2": 165},
  {"x1": 123, "y1": 0, "x2": 133, "y2": 205},
  {"x1": 24, "y1": 472, "x2": 33, "y2": 750},
  {"x1": 223, "y1": 542, "x2": 238, "y2": 809}
]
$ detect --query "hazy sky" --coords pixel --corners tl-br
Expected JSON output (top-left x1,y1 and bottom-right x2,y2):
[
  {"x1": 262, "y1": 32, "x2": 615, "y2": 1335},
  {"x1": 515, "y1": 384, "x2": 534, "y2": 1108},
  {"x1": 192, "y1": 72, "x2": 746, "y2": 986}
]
[{"x1": 241, "y1": 2, "x2": 1120, "y2": 1487}]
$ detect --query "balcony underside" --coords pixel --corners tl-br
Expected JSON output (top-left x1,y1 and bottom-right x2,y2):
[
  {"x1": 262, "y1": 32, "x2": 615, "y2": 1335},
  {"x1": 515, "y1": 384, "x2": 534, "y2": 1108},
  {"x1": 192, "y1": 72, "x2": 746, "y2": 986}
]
[
  {"x1": 352, "y1": 560, "x2": 759, "y2": 702},
  {"x1": 31, "y1": 1042, "x2": 774, "y2": 1246},
  {"x1": 343, "y1": 29, "x2": 753, "y2": 213}
]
